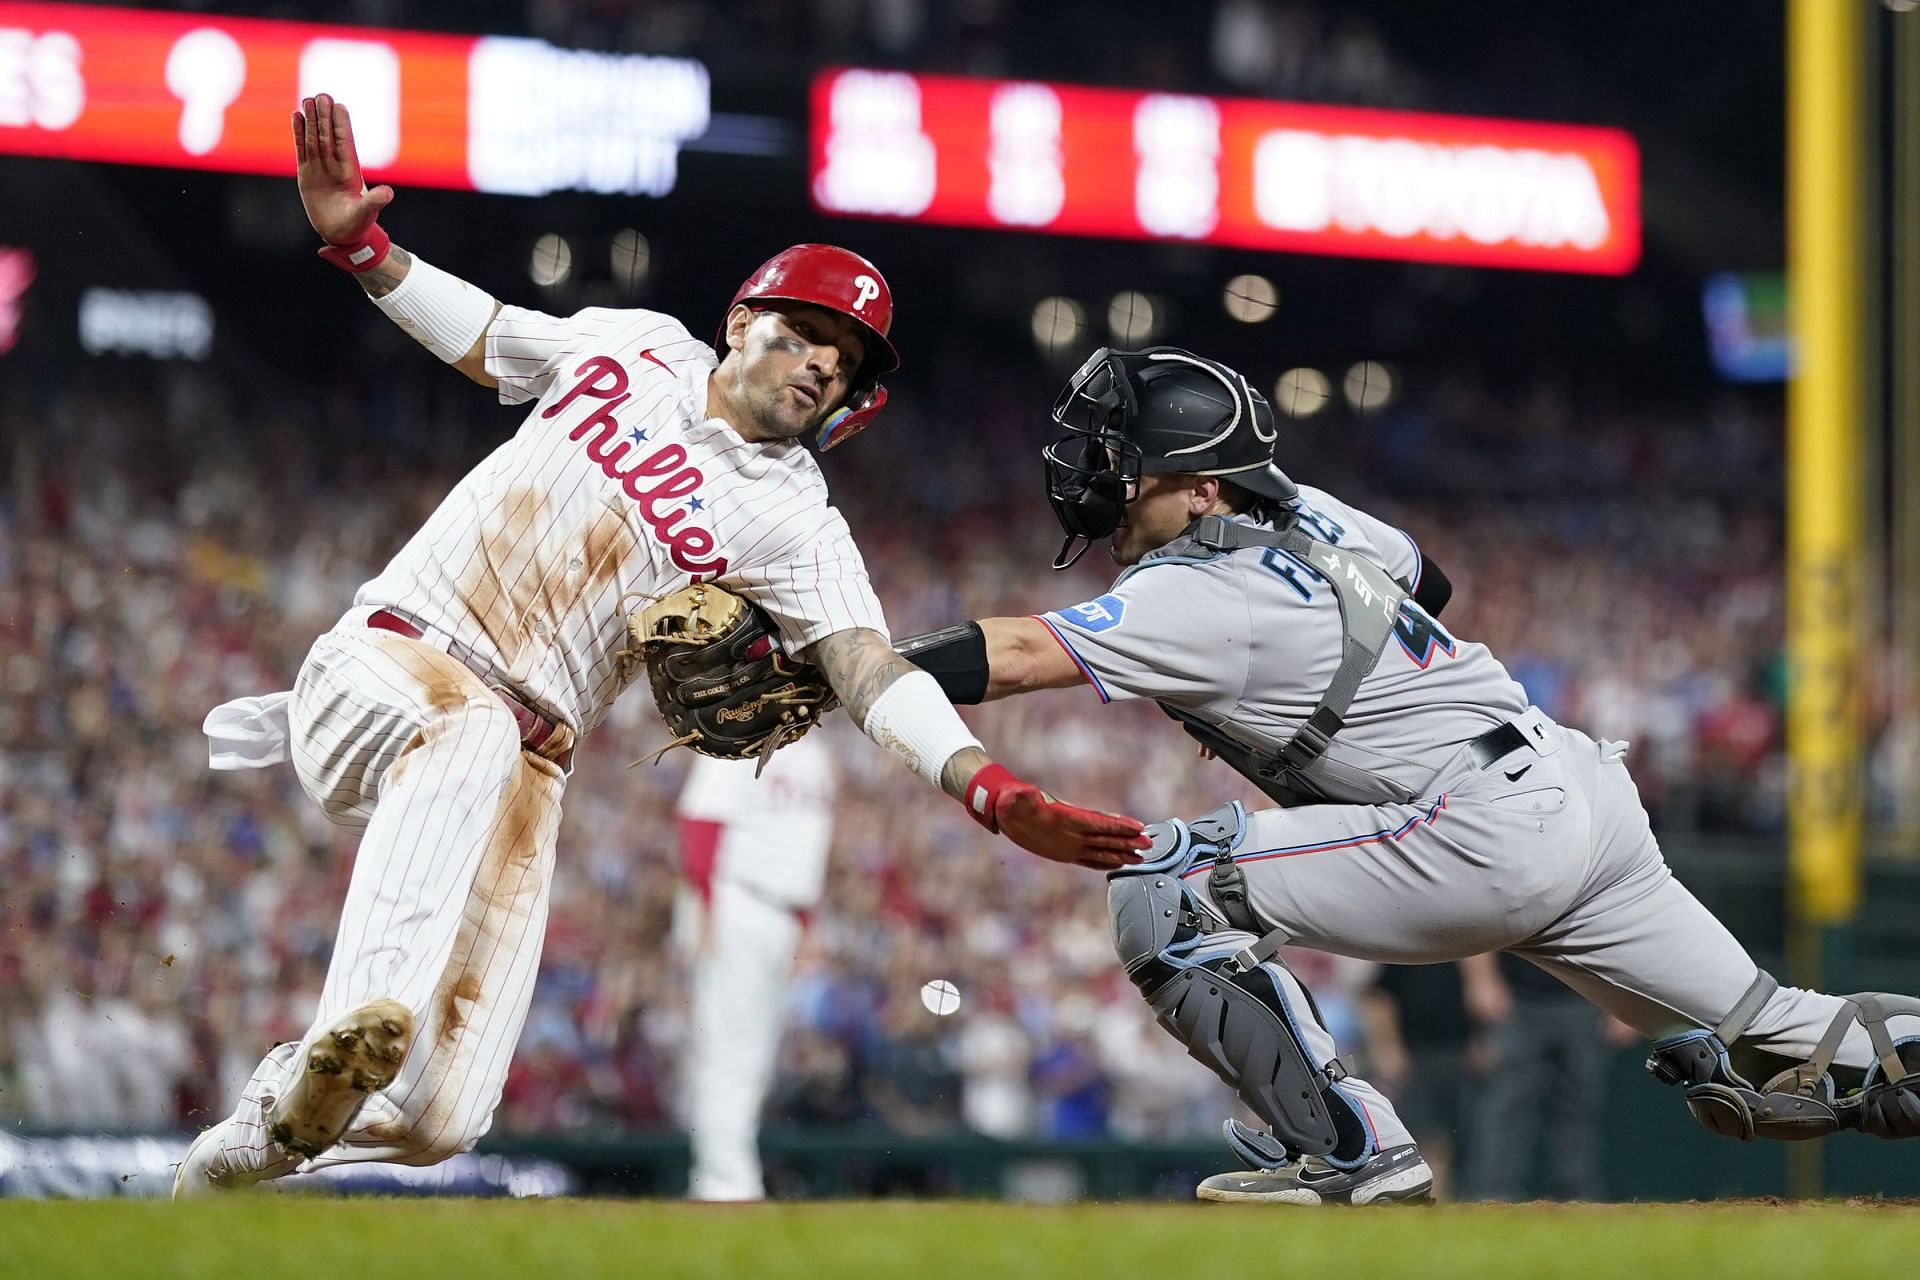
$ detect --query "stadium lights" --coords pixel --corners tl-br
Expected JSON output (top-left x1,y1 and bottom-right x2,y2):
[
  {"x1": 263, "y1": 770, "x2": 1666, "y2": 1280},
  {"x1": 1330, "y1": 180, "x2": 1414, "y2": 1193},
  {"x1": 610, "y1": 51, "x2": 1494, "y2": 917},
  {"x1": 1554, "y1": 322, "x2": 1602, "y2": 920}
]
[
  {"x1": 611, "y1": 229, "x2": 652, "y2": 292},
  {"x1": 1107, "y1": 290, "x2": 1159, "y2": 344},
  {"x1": 529, "y1": 233, "x2": 574, "y2": 287},
  {"x1": 1343, "y1": 360, "x2": 1394, "y2": 411},
  {"x1": 1222, "y1": 273, "x2": 1278, "y2": 323},
  {"x1": 1275, "y1": 367, "x2": 1331, "y2": 418},
  {"x1": 1031, "y1": 296, "x2": 1086, "y2": 352}
]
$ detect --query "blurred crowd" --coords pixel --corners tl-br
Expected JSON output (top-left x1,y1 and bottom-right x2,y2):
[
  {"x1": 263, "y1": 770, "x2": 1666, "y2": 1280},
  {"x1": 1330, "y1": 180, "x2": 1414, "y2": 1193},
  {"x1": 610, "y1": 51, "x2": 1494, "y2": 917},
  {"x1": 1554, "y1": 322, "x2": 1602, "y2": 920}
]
[{"x1": 0, "y1": 331, "x2": 1854, "y2": 1180}]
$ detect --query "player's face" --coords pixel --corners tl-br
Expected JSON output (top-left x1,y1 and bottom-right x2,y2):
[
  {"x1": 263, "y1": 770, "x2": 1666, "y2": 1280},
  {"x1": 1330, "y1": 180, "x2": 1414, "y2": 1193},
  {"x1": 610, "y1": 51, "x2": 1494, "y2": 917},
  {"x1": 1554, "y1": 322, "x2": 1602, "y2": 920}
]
[
  {"x1": 1109, "y1": 472, "x2": 1207, "y2": 565},
  {"x1": 726, "y1": 304, "x2": 867, "y2": 443}
]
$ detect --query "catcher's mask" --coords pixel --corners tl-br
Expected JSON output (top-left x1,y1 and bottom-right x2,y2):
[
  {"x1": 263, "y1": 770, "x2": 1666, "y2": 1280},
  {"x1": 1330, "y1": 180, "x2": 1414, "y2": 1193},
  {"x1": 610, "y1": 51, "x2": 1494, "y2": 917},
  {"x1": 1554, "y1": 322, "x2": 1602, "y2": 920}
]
[
  {"x1": 721, "y1": 243, "x2": 898, "y2": 452},
  {"x1": 1043, "y1": 346, "x2": 1298, "y2": 569}
]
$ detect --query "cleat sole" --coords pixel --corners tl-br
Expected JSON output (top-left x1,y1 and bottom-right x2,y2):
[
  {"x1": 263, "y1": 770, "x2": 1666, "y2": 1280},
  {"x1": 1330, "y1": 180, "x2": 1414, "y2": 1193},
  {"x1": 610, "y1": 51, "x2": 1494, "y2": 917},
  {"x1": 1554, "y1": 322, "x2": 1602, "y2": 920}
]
[{"x1": 266, "y1": 999, "x2": 414, "y2": 1161}]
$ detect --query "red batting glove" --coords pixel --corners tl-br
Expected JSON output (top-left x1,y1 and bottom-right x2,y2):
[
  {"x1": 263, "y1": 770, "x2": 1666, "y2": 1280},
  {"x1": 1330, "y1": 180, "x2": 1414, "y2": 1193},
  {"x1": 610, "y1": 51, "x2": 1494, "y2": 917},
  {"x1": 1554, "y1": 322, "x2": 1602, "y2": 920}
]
[
  {"x1": 962, "y1": 764, "x2": 1151, "y2": 870},
  {"x1": 293, "y1": 92, "x2": 395, "y2": 273}
]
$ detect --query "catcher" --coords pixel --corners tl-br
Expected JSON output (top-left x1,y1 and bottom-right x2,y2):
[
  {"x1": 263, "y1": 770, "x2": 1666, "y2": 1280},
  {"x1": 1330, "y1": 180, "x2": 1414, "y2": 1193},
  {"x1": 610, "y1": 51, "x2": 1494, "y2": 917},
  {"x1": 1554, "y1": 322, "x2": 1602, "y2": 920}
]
[
  {"x1": 178, "y1": 93, "x2": 1144, "y2": 1196},
  {"x1": 896, "y1": 345, "x2": 1920, "y2": 1203}
]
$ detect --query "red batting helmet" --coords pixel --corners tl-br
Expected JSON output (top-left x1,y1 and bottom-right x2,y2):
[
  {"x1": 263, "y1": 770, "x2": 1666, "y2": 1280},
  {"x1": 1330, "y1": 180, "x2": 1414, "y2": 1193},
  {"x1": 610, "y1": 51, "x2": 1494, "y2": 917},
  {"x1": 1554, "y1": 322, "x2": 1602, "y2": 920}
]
[{"x1": 722, "y1": 244, "x2": 898, "y2": 451}]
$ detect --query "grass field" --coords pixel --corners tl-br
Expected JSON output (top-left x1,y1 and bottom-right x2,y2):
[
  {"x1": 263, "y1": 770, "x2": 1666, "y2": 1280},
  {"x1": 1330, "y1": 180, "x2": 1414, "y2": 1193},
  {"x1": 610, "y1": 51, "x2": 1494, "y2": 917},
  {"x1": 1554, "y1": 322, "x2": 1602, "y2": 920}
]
[{"x1": 8, "y1": 1199, "x2": 1920, "y2": 1280}]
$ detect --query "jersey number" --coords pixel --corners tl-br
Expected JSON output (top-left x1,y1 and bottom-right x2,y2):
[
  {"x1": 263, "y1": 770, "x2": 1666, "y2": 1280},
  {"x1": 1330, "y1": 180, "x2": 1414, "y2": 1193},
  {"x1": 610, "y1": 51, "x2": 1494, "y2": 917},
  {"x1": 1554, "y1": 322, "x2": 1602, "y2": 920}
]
[{"x1": 1393, "y1": 600, "x2": 1455, "y2": 669}]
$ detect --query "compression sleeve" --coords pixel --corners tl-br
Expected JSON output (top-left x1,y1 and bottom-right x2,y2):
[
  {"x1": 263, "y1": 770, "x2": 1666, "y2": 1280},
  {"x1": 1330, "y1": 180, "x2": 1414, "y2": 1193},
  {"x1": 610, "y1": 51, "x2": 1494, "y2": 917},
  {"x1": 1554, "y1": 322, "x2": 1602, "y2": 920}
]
[{"x1": 896, "y1": 622, "x2": 989, "y2": 705}]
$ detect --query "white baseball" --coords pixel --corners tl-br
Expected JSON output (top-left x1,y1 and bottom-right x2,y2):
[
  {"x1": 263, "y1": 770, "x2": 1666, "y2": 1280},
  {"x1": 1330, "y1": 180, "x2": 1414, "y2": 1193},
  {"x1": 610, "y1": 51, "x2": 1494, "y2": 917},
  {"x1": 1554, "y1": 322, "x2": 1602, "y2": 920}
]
[{"x1": 919, "y1": 978, "x2": 961, "y2": 1016}]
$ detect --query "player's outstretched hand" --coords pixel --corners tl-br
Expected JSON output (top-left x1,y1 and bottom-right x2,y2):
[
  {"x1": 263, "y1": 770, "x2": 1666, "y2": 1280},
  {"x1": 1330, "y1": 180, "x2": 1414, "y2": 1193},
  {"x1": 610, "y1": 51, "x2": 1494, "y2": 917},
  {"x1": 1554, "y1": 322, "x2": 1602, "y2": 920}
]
[
  {"x1": 292, "y1": 92, "x2": 394, "y2": 246},
  {"x1": 963, "y1": 764, "x2": 1150, "y2": 870}
]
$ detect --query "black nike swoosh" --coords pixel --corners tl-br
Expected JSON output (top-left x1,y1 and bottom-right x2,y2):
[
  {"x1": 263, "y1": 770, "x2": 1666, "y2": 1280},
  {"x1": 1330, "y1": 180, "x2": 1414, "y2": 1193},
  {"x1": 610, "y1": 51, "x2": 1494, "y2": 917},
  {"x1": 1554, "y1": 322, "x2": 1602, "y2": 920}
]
[{"x1": 1504, "y1": 764, "x2": 1532, "y2": 781}]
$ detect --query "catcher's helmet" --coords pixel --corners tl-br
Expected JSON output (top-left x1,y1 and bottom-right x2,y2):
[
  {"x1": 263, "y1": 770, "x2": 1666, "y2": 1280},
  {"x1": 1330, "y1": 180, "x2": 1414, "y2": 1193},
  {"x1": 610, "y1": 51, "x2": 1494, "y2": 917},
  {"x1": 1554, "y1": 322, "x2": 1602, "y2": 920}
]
[
  {"x1": 722, "y1": 244, "x2": 898, "y2": 451},
  {"x1": 1042, "y1": 347, "x2": 1298, "y2": 569}
]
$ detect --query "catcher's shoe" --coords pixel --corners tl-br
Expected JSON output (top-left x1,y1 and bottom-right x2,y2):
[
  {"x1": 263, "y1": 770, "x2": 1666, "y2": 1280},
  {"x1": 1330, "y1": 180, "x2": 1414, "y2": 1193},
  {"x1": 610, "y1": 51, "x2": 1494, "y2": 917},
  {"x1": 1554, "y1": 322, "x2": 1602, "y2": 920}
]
[
  {"x1": 266, "y1": 998, "x2": 414, "y2": 1161},
  {"x1": 1197, "y1": 1142, "x2": 1434, "y2": 1206}
]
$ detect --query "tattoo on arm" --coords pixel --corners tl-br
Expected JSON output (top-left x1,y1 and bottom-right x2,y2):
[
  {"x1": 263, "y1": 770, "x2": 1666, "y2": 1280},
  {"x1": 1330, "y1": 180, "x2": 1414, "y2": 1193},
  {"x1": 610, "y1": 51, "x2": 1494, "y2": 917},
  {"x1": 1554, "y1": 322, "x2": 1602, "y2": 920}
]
[
  {"x1": 356, "y1": 244, "x2": 413, "y2": 299},
  {"x1": 806, "y1": 628, "x2": 917, "y2": 725},
  {"x1": 807, "y1": 629, "x2": 988, "y2": 800},
  {"x1": 939, "y1": 746, "x2": 989, "y2": 799}
]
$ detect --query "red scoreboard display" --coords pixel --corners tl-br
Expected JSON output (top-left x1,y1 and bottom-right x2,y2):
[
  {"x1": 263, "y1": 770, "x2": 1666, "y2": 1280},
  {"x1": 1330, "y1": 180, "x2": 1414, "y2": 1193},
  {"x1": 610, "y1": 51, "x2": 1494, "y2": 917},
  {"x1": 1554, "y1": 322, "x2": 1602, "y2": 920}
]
[
  {"x1": 0, "y1": 1, "x2": 710, "y2": 196},
  {"x1": 811, "y1": 69, "x2": 1641, "y2": 275}
]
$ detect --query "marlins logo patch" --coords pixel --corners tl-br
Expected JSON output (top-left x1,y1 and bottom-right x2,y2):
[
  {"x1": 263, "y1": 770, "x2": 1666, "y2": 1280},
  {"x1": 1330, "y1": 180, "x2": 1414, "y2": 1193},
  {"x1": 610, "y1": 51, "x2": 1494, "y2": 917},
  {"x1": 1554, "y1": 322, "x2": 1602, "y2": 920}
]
[{"x1": 1052, "y1": 594, "x2": 1126, "y2": 634}]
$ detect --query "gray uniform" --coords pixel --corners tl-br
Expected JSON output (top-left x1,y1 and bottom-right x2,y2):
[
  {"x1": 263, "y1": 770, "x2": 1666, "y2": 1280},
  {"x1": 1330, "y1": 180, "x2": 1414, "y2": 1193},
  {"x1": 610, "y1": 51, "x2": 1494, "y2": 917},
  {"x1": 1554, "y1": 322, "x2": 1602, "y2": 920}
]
[{"x1": 1050, "y1": 486, "x2": 1909, "y2": 1159}]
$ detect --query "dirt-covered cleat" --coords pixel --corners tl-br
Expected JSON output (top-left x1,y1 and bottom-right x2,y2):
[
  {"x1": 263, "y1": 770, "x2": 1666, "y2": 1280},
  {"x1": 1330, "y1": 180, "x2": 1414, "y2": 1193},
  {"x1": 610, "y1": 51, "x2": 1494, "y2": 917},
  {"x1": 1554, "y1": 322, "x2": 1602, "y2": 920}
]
[
  {"x1": 1196, "y1": 1142, "x2": 1434, "y2": 1205},
  {"x1": 266, "y1": 999, "x2": 414, "y2": 1161},
  {"x1": 173, "y1": 1124, "x2": 257, "y2": 1199}
]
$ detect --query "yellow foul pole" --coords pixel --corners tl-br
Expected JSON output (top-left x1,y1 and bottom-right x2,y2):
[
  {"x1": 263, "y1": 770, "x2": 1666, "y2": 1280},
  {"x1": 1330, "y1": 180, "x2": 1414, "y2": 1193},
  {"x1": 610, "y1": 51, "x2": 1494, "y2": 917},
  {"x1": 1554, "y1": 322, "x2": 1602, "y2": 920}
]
[{"x1": 1787, "y1": 0, "x2": 1865, "y2": 926}]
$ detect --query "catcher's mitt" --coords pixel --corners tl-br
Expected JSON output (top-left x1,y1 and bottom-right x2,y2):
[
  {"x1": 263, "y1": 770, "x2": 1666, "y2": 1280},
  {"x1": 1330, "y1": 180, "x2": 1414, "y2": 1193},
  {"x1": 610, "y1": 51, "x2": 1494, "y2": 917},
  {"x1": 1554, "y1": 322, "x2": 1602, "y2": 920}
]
[{"x1": 621, "y1": 583, "x2": 837, "y2": 771}]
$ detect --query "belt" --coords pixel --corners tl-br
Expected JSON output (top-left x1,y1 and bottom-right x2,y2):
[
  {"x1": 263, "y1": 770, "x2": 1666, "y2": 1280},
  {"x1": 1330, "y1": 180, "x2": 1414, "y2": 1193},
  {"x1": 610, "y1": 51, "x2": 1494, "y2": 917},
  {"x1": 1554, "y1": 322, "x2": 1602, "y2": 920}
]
[
  {"x1": 1465, "y1": 720, "x2": 1530, "y2": 771},
  {"x1": 366, "y1": 608, "x2": 573, "y2": 769}
]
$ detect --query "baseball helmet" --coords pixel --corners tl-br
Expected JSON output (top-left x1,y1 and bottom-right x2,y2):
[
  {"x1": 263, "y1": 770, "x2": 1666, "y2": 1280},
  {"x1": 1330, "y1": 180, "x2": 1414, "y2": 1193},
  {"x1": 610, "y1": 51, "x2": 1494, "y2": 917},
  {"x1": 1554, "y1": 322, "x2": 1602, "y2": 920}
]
[
  {"x1": 722, "y1": 244, "x2": 899, "y2": 451},
  {"x1": 1042, "y1": 346, "x2": 1298, "y2": 568}
]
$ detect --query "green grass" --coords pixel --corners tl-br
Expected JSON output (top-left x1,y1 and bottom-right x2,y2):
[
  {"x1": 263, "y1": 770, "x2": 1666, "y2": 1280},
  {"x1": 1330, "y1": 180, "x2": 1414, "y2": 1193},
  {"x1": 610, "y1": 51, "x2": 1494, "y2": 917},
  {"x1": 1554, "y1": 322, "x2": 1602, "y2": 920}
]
[{"x1": 7, "y1": 1199, "x2": 1920, "y2": 1279}]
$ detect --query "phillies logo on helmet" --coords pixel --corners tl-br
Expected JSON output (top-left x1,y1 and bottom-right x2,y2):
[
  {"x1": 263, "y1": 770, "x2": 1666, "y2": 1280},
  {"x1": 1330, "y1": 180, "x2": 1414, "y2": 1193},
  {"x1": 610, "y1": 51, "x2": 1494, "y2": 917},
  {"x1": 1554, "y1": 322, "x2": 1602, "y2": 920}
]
[{"x1": 722, "y1": 244, "x2": 901, "y2": 452}]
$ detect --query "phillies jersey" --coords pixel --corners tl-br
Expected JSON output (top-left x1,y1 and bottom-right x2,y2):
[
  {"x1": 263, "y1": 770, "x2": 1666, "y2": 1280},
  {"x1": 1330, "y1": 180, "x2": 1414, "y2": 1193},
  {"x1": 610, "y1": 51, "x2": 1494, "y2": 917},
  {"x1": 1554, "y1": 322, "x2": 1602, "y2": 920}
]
[
  {"x1": 1037, "y1": 485, "x2": 1529, "y2": 804},
  {"x1": 675, "y1": 734, "x2": 836, "y2": 909},
  {"x1": 351, "y1": 305, "x2": 889, "y2": 734}
]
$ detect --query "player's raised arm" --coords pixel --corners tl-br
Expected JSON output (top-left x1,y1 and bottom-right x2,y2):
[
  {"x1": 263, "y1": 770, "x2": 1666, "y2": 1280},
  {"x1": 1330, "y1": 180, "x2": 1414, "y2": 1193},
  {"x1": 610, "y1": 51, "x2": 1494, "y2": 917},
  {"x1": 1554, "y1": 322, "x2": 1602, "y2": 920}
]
[
  {"x1": 294, "y1": 93, "x2": 500, "y2": 387},
  {"x1": 801, "y1": 627, "x2": 1147, "y2": 870}
]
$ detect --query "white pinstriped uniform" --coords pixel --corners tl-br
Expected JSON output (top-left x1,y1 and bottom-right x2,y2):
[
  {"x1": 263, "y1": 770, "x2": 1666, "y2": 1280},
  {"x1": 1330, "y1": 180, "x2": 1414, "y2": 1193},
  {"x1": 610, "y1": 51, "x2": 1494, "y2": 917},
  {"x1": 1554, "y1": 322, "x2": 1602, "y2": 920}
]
[
  {"x1": 673, "y1": 738, "x2": 836, "y2": 1200},
  {"x1": 361, "y1": 303, "x2": 889, "y2": 734},
  {"x1": 203, "y1": 305, "x2": 888, "y2": 1179}
]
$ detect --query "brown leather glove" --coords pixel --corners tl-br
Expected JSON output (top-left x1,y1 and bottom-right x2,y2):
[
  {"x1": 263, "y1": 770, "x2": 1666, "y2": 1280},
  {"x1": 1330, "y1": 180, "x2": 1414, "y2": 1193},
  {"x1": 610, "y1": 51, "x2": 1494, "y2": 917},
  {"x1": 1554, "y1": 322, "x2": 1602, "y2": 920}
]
[{"x1": 625, "y1": 584, "x2": 836, "y2": 771}]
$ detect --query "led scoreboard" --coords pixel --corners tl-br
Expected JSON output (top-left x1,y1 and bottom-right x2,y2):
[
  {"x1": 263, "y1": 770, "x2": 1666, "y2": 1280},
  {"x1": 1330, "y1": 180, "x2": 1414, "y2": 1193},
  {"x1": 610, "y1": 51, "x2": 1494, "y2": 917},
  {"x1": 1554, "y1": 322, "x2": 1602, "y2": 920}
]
[
  {"x1": 0, "y1": 1, "x2": 710, "y2": 196},
  {"x1": 811, "y1": 69, "x2": 1640, "y2": 274}
]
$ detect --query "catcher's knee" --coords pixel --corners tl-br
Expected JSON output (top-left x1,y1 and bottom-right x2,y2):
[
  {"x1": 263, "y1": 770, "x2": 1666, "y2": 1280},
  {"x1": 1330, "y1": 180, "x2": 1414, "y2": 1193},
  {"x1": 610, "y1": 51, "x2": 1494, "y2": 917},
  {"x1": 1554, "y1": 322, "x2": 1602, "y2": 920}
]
[
  {"x1": 1107, "y1": 808, "x2": 1372, "y2": 1166},
  {"x1": 1647, "y1": 976, "x2": 1920, "y2": 1142}
]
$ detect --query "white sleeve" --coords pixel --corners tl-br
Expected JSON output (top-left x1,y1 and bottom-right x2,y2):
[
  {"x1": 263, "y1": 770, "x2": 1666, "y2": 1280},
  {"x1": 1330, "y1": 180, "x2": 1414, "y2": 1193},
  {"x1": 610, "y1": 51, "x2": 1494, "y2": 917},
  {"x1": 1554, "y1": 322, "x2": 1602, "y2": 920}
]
[
  {"x1": 1037, "y1": 562, "x2": 1251, "y2": 705},
  {"x1": 485, "y1": 306, "x2": 704, "y2": 406},
  {"x1": 726, "y1": 507, "x2": 891, "y2": 653}
]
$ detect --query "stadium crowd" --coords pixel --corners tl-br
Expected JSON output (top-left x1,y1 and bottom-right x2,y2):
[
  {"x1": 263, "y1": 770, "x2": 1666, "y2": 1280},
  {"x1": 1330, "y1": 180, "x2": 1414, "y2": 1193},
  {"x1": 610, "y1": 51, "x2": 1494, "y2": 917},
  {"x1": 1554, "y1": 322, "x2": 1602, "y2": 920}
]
[{"x1": 0, "y1": 351, "x2": 1822, "y2": 1166}]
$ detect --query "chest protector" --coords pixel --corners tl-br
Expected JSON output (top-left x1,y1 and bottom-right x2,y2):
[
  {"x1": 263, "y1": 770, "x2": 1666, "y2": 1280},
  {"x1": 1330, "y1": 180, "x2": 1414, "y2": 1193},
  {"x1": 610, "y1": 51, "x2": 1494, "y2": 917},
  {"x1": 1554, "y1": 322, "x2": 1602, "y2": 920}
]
[{"x1": 1148, "y1": 514, "x2": 1410, "y2": 810}]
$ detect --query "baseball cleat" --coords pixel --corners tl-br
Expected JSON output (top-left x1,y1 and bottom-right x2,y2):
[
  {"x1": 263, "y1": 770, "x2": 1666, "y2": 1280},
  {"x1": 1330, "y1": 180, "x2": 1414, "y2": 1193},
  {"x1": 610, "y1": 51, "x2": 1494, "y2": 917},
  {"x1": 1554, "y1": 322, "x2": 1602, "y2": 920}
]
[
  {"x1": 1197, "y1": 1142, "x2": 1434, "y2": 1205},
  {"x1": 266, "y1": 998, "x2": 414, "y2": 1160},
  {"x1": 173, "y1": 1123, "x2": 252, "y2": 1199}
]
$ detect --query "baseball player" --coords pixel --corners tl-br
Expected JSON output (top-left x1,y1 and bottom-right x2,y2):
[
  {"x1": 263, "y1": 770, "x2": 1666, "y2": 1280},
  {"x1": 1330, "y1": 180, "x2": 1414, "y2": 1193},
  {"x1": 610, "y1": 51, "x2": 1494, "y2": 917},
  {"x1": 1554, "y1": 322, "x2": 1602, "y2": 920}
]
[
  {"x1": 674, "y1": 735, "x2": 836, "y2": 1201},
  {"x1": 174, "y1": 94, "x2": 1145, "y2": 1196},
  {"x1": 900, "y1": 345, "x2": 1920, "y2": 1204}
]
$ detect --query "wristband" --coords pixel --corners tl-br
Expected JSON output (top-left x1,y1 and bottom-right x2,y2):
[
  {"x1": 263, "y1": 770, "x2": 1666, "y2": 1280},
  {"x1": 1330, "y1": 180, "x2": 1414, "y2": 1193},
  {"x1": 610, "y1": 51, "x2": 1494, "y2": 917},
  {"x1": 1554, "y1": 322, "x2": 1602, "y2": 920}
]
[
  {"x1": 961, "y1": 763, "x2": 1021, "y2": 833},
  {"x1": 317, "y1": 221, "x2": 392, "y2": 273}
]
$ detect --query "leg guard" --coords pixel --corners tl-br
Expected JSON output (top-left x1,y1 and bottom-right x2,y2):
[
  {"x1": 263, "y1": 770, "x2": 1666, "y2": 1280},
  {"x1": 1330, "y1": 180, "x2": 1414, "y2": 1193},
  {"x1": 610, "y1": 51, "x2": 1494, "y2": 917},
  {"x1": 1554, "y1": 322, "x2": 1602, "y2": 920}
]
[
  {"x1": 1647, "y1": 974, "x2": 1920, "y2": 1142},
  {"x1": 1109, "y1": 803, "x2": 1371, "y2": 1164}
]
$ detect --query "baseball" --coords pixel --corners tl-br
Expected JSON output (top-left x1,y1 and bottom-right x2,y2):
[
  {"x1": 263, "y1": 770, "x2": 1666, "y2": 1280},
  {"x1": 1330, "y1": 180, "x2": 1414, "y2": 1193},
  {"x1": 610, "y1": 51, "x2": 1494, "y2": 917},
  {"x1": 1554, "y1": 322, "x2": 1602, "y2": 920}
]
[{"x1": 919, "y1": 978, "x2": 961, "y2": 1016}]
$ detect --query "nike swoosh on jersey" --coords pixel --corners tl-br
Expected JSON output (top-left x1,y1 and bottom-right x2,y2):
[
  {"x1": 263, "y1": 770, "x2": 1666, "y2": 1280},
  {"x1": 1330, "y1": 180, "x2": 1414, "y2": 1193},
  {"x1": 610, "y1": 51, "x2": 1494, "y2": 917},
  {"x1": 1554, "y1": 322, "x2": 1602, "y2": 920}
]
[{"x1": 639, "y1": 348, "x2": 673, "y2": 373}]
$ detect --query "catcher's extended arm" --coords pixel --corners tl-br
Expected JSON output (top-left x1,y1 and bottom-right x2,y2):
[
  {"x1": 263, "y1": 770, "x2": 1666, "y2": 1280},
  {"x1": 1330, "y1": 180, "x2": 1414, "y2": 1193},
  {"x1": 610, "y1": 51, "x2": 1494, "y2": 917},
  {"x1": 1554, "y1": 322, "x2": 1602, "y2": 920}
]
[{"x1": 624, "y1": 586, "x2": 1149, "y2": 868}]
